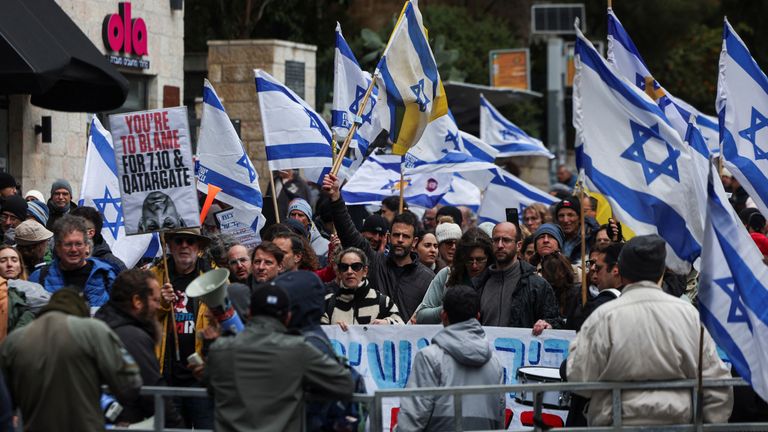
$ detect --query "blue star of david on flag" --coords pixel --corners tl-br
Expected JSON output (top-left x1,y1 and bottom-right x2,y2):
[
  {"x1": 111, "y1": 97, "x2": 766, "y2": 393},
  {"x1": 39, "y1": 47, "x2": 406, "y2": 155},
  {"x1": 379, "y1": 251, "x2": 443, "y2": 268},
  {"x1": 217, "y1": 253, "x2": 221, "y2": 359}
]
[
  {"x1": 305, "y1": 108, "x2": 321, "y2": 131},
  {"x1": 620, "y1": 120, "x2": 681, "y2": 185},
  {"x1": 92, "y1": 186, "x2": 123, "y2": 238},
  {"x1": 410, "y1": 79, "x2": 430, "y2": 113},
  {"x1": 714, "y1": 277, "x2": 753, "y2": 333},
  {"x1": 443, "y1": 130, "x2": 460, "y2": 153},
  {"x1": 236, "y1": 152, "x2": 257, "y2": 183},
  {"x1": 499, "y1": 128, "x2": 519, "y2": 141},
  {"x1": 737, "y1": 107, "x2": 768, "y2": 160},
  {"x1": 348, "y1": 85, "x2": 376, "y2": 126}
]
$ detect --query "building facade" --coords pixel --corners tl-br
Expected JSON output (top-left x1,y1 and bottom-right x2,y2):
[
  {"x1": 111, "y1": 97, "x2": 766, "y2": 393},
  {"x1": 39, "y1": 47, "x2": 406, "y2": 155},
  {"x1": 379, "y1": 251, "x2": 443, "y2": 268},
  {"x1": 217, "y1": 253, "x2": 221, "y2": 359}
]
[{"x1": 3, "y1": 0, "x2": 184, "y2": 198}]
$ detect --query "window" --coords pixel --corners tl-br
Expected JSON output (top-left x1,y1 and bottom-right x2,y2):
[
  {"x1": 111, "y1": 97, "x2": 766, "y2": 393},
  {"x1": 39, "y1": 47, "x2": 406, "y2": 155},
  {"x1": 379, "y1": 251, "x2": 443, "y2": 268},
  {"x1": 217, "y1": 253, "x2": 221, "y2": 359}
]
[{"x1": 285, "y1": 61, "x2": 305, "y2": 99}]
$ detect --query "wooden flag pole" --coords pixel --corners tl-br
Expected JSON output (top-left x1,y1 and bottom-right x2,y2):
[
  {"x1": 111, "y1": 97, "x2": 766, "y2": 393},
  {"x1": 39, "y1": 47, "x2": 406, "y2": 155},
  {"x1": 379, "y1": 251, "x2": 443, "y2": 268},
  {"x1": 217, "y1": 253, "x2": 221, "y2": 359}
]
[
  {"x1": 269, "y1": 171, "x2": 281, "y2": 223},
  {"x1": 160, "y1": 232, "x2": 181, "y2": 362},
  {"x1": 398, "y1": 162, "x2": 406, "y2": 213},
  {"x1": 578, "y1": 180, "x2": 588, "y2": 306},
  {"x1": 331, "y1": 74, "x2": 378, "y2": 176}
]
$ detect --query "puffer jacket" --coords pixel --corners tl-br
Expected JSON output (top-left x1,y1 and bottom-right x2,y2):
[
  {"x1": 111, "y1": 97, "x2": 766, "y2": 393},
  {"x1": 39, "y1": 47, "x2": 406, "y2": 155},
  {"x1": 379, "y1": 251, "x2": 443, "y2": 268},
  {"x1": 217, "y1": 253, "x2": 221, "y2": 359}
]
[
  {"x1": 396, "y1": 318, "x2": 505, "y2": 431},
  {"x1": 567, "y1": 280, "x2": 733, "y2": 426},
  {"x1": 29, "y1": 257, "x2": 117, "y2": 308},
  {"x1": 476, "y1": 260, "x2": 562, "y2": 328},
  {"x1": 330, "y1": 197, "x2": 434, "y2": 319}
]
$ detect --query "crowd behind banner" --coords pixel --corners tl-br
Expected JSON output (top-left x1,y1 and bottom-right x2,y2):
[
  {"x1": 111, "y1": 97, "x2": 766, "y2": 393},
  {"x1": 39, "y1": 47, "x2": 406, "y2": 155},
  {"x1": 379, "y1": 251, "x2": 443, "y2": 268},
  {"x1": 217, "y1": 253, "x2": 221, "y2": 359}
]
[{"x1": 1, "y1": 2, "x2": 768, "y2": 430}]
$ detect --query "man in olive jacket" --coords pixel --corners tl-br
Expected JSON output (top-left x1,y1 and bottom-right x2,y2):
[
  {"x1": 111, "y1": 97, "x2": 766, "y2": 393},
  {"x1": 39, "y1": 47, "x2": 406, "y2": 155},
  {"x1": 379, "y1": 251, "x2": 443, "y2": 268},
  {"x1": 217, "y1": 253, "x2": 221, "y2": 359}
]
[{"x1": 204, "y1": 281, "x2": 354, "y2": 432}]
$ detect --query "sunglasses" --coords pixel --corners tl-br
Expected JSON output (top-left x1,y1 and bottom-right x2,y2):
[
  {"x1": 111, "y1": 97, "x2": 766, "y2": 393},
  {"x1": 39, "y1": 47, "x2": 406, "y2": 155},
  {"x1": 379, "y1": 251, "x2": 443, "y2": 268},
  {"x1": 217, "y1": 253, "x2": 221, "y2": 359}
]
[
  {"x1": 337, "y1": 262, "x2": 365, "y2": 272},
  {"x1": 172, "y1": 236, "x2": 198, "y2": 246}
]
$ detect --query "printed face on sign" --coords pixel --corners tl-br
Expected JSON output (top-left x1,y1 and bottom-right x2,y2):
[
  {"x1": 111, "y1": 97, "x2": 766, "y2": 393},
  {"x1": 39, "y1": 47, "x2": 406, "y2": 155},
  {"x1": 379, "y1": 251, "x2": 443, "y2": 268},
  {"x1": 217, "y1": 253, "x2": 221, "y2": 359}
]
[{"x1": 138, "y1": 191, "x2": 185, "y2": 232}]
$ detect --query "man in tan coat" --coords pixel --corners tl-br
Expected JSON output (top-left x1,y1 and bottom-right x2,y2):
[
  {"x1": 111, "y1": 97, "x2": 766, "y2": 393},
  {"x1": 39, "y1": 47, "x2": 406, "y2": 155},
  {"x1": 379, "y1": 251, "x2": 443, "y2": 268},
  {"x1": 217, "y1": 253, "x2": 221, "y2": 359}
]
[{"x1": 567, "y1": 234, "x2": 733, "y2": 426}]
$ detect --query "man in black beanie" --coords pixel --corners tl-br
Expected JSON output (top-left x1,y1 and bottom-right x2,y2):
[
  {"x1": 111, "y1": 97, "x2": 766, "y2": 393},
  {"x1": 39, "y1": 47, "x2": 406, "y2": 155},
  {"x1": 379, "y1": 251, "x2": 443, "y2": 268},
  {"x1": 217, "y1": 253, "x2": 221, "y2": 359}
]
[{"x1": 565, "y1": 235, "x2": 733, "y2": 426}]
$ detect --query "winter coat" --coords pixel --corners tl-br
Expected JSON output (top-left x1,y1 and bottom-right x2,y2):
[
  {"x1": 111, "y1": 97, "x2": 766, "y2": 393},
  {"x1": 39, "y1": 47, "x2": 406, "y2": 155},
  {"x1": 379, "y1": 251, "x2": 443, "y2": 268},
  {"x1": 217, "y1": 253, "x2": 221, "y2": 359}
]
[
  {"x1": 322, "y1": 280, "x2": 403, "y2": 325},
  {"x1": 414, "y1": 267, "x2": 450, "y2": 324},
  {"x1": 95, "y1": 303, "x2": 184, "y2": 427},
  {"x1": 330, "y1": 197, "x2": 434, "y2": 319},
  {"x1": 46, "y1": 199, "x2": 77, "y2": 231},
  {"x1": 567, "y1": 280, "x2": 733, "y2": 426},
  {"x1": 0, "y1": 310, "x2": 142, "y2": 432},
  {"x1": 29, "y1": 257, "x2": 117, "y2": 309},
  {"x1": 476, "y1": 260, "x2": 562, "y2": 328},
  {"x1": 396, "y1": 318, "x2": 505, "y2": 431},
  {"x1": 7, "y1": 279, "x2": 50, "y2": 314},
  {"x1": 91, "y1": 240, "x2": 127, "y2": 273},
  {"x1": 204, "y1": 315, "x2": 354, "y2": 432}
]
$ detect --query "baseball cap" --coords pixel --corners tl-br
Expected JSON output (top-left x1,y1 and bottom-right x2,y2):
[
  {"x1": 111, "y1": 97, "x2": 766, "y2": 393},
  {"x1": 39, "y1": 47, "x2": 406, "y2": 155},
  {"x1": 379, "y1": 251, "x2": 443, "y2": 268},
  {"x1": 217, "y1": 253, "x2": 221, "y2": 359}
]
[
  {"x1": 250, "y1": 282, "x2": 291, "y2": 319},
  {"x1": 361, "y1": 214, "x2": 388, "y2": 234}
]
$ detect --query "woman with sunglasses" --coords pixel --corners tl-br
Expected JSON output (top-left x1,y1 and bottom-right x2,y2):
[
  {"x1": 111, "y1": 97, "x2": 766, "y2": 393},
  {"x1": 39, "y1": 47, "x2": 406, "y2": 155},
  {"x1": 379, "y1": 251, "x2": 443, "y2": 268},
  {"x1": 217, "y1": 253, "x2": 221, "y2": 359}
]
[
  {"x1": 321, "y1": 247, "x2": 403, "y2": 330},
  {"x1": 412, "y1": 228, "x2": 494, "y2": 324}
]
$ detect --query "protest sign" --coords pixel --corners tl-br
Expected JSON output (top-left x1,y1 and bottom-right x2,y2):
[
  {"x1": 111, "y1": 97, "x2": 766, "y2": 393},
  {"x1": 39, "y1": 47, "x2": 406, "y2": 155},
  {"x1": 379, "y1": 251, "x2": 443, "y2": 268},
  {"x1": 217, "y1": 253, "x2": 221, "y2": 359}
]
[
  {"x1": 215, "y1": 208, "x2": 260, "y2": 250},
  {"x1": 110, "y1": 107, "x2": 199, "y2": 235},
  {"x1": 322, "y1": 325, "x2": 575, "y2": 430}
]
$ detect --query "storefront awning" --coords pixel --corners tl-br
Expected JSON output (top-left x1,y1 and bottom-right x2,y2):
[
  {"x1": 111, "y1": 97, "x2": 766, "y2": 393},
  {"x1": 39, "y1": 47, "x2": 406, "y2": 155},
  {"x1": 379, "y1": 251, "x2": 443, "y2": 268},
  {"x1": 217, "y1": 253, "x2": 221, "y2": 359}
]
[
  {"x1": 444, "y1": 81, "x2": 542, "y2": 135},
  {"x1": 0, "y1": 0, "x2": 129, "y2": 112}
]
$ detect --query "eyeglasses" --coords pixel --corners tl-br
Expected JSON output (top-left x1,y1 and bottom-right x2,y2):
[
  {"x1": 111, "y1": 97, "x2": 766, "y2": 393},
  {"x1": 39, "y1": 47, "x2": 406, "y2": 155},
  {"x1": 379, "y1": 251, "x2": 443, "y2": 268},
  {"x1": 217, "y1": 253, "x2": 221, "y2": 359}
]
[
  {"x1": 492, "y1": 236, "x2": 516, "y2": 245},
  {"x1": 228, "y1": 257, "x2": 250, "y2": 266},
  {"x1": 337, "y1": 262, "x2": 365, "y2": 272},
  {"x1": 172, "y1": 236, "x2": 197, "y2": 246},
  {"x1": 466, "y1": 256, "x2": 488, "y2": 264},
  {"x1": 61, "y1": 242, "x2": 86, "y2": 250}
]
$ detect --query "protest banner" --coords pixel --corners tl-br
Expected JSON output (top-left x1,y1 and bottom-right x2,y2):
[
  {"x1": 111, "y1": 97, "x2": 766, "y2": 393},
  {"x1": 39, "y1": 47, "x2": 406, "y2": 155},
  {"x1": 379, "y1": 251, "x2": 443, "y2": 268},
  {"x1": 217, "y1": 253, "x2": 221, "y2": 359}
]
[
  {"x1": 110, "y1": 107, "x2": 199, "y2": 235},
  {"x1": 322, "y1": 325, "x2": 575, "y2": 430},
  {"x1": 215, "y1": 208, "x2": 260, "y2": 250}
]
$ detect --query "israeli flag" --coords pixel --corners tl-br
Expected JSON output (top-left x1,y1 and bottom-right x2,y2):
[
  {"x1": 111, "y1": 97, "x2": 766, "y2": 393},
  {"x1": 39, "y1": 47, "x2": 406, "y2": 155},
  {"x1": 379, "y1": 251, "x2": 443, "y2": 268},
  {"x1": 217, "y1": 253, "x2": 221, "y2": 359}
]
[
  {"x1": 439, "y1": 174, "x2": 482, "y2": 212},
  {"x1": 374, "y1": 0, "x2": 448, "y2": 155},
  {"x1": 303, "y1": 156, "x2": 354, "y2": 186},
  {"x1": 197, "y1": 80, "x2": 264, "y2": 233},
  {"x1": 607, "y1": 8, "x2": 719, "y2": 155},
  {"x1": 255, "y1": 69, "x2": 333, "y2": 171},
  {"x1": 332, "y1": 23, "x2": 383, "y2": 158},
  {"x1": 403, "y1": 113, "x2": 499, "y2": 175},
  {"x1": 479, "y1": 95, "x2": 554, "y2": 158},
  {"x1": 341, "y1": 154, "x2": 451, "y2": 208},
  {"x1": 477, "y1": 168, "x2": 556, "y2": 225},
  {"x1": 79, "y1": 116, "x2": 157, "y2": 268},
  {"x1": 717, "y1": 19, "x2": 768, "y2": 219},
  {"x1": 574, "y1": 28, "x2": 704, "y2": 274},
  {"x1": 700, "y1": 162, "x2": 768, "y2": 402}
]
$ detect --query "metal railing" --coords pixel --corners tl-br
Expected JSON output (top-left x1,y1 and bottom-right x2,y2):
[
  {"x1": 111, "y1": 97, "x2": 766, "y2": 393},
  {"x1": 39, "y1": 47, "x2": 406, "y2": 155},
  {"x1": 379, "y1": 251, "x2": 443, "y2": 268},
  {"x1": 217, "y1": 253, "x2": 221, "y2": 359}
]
[{"x1": 110, "y1": 378, "x2": 768, "y2": 432}]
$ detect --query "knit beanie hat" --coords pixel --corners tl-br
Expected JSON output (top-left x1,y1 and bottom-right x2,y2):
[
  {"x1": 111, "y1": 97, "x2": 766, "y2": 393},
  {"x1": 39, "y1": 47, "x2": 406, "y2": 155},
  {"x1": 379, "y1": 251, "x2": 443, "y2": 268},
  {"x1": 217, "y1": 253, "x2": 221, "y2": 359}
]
[
  {"x1": 617, "y1": 234, "x2": 667, "y2": 283},
  {"x1": 554, "y1": 196, "x2": 580, "y2": 217},
  {"x1": 26, "y1": 199, "x2": 49, "y2": 226},
  {"x1": 0, "y1": 173, "x2": 16, "y2": 191},
  {"x1": 287, "y1": 198, "x2": 312, "y2": 221},
  {"x1": 435, "y1": 223, "x2": 462, "y2": 244},
  {"x1": 533, "y1": 223, "x2": 565, "y2": 251},
  {"x1": 50, "y1": 179, "x2": 73, "y2": 196},
  {"x1": 24, "y1": 190, "x2": 45, "y2": 203},
  {"x1": 2, "y1": 195, "x2": 28, "y2": 221}
]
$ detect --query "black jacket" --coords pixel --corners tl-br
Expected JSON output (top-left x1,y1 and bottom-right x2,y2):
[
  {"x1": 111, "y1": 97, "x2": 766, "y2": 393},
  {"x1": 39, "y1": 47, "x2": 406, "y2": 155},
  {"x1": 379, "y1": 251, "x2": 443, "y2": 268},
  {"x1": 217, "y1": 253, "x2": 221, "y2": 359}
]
[
  {"x1": 476, "y1": 260, "x2": 563, "y2": 328},
  {"x1": 329, "y1": 198, "x2": 434, "y2": 319},
  {"x1": 92, "y1": 240, "x2": 127, "y2": 273},
  {"x1": 95, "y1": 303, "x2": 184, "y2": 427},
  {"x1": 46, "y1": 199, "x2": 77, "y2": 230},
  {"x1": 566, "y1": 288, "x2": 621, "y2": 331}
]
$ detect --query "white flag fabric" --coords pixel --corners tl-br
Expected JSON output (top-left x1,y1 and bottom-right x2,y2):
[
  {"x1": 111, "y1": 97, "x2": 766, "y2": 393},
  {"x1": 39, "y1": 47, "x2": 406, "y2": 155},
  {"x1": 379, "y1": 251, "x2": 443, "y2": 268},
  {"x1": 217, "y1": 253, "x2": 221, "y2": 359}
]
[
  {"x1": 477, "y1": 168, "x2": 556, "y2": 225},
  {"x1": 374, "y1": 0, "x2": 448, "y2": 155},
  {"x1": 607, "y1": 8, "x2": 719, "y2": 155},
  {"x1": 479, "y1": 95, "x2": 554, "y2": 158},
  {"x1": 197, "y1": 79, "x2": 264, "y2": 233},
  {"x1": 403, "y1": 113, "x2": 499, "y2": 175},
  {"x1": 255, "y1": 69, "x2": 333, "y2": 171},
  {"x1": 700, "y1": 162, "x2": 768, "y2": 402},
  {"x1": 716, "y1": 19, "x2": 768, "y2": 219},
  {"x1": 331, "y1": 23, "x2": 384, "y2": 157},
  {"x1": 341, "y1": 154, "x2": 451, "y2": 208},
  {"x1": 574, "y1": 28, "x2": 704, "y2": 274},
  {"x1": 439, "y1": 174, "x2": 482, "y2": 212},
  {"x1": 79, "y1": 116, "x2": 157, "y2": 268}
]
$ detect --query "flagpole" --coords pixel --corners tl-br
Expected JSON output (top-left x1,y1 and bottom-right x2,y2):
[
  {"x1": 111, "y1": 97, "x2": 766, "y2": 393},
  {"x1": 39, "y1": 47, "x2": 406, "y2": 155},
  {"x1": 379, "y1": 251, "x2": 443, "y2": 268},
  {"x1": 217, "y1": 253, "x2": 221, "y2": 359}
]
[
  {"x1": 695, "y1": 324, "x2": 705, "y2": 429},
  {"x1": 269, "y1": 171, "x2": 281, "y2": 223},
  {"x1": 331, "y1": 138, "x2": 338, "y2": 167},
  {"x1": 160, "y1": 232, "x2": 181, "y2": 362},
  {"x1": 398, "y1": 162, "x2": 406, "y2": 213},
  {"x1": 331, "y1": 74, "x2": 377, "y2": 176},
  {"x1": 578, "y1": 179, "x2": 588, "y2": 306}
]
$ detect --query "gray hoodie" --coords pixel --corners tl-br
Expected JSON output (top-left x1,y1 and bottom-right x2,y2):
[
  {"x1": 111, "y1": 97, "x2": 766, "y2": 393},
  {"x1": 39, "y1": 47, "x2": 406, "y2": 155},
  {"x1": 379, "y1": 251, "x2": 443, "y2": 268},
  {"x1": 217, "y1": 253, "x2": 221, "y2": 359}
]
[{"x1": 396, "y1": 319, "x2": 505, "y2": 431}]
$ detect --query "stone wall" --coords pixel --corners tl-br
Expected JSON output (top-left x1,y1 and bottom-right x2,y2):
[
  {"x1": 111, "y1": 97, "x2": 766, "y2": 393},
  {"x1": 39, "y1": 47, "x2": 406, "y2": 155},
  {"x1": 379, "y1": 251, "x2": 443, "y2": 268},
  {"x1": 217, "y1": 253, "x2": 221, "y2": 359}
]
[
  {"x1": 14, "y1": 0, "x2": 184, "y2": 197},
  {"x1": 206, "y1": 40, "x2": 317, "y2": 193}
]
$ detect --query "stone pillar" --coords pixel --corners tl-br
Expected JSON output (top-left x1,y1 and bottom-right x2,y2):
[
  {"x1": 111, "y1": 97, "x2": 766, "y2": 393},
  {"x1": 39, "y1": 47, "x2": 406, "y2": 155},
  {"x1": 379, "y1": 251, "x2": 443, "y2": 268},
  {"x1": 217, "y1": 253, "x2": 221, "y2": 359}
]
[{"x1": 206, "y1": 40, "x2": 317, "y2": 193}]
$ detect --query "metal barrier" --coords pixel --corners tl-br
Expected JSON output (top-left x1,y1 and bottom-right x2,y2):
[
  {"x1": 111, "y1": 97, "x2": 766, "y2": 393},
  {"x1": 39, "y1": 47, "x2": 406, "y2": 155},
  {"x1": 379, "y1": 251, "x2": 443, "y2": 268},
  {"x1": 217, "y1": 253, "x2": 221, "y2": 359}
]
[{"x1": 110, "y1": 378, "x2": 767, "y2": 432}]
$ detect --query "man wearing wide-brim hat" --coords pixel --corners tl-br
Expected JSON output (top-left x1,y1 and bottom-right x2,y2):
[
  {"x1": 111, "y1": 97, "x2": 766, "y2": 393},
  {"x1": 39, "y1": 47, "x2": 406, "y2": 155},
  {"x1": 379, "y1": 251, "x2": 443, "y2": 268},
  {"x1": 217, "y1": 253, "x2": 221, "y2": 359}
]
[{"x1": 149, "y1": 227, "x2": 216, "y2": 429}]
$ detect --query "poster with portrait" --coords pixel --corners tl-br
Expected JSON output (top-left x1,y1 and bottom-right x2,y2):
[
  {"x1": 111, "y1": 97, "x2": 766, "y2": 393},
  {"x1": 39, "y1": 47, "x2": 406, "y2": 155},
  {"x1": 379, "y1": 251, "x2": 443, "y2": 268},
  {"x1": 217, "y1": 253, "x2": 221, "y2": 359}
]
[{"x1": 110, "y1": 107, "x2": 200, "y2": 235}]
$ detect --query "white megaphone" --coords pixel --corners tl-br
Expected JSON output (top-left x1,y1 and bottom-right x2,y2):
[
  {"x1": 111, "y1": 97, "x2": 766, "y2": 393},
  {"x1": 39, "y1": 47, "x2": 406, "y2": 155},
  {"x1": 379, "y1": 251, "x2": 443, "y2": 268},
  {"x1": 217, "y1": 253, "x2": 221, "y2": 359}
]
[{"x1": 186, "y1": 268, "x2": 244, "y2": 334}]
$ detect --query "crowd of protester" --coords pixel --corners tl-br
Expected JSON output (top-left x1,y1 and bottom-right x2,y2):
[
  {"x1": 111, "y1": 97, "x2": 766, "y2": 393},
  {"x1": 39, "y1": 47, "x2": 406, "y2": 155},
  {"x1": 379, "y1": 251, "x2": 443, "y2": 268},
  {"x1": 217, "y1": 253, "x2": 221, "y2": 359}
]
[{"x1": 0, "y1": 166, "x2": 764, "y2": 431}]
